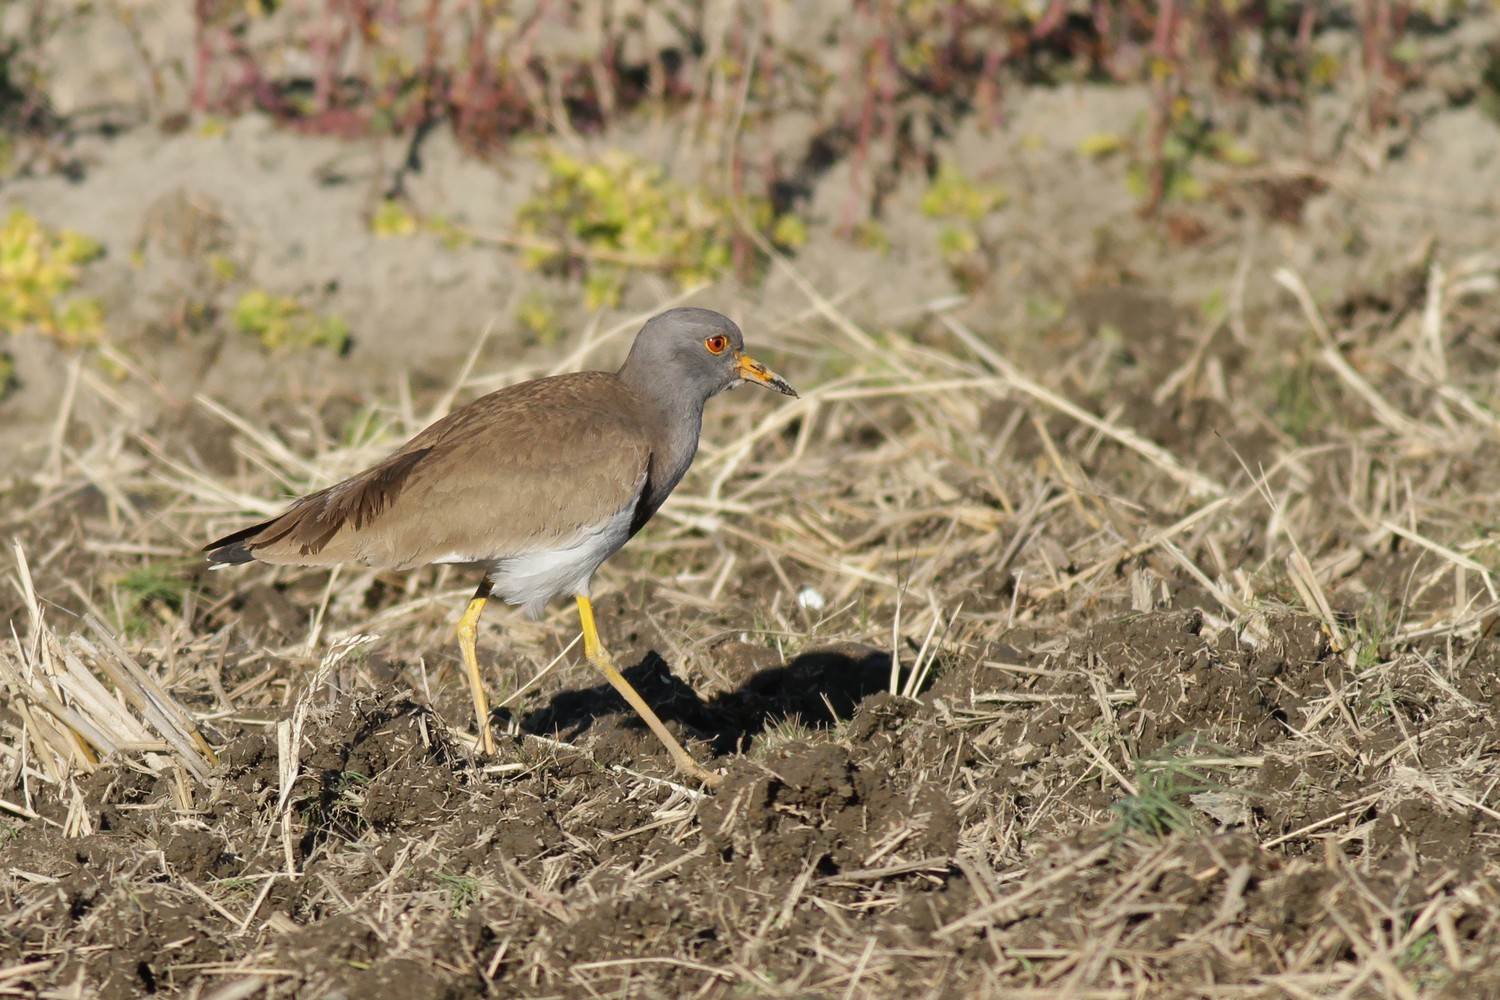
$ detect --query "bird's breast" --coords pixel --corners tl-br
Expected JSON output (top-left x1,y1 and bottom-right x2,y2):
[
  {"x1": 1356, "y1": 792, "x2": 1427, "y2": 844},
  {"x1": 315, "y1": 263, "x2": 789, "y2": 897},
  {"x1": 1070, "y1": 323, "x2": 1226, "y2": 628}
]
[{"x1": 486, "y1": 496, "x2": 639, "y2": 618}]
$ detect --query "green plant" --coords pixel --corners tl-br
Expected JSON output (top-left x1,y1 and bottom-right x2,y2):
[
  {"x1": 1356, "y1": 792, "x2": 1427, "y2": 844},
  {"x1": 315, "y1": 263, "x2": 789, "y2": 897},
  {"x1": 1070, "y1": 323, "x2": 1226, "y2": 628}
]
[
  {"x1": 1353, "y1": 596, "x2": 1397, "y2": 670},
  {"x1": 1125, "y1": 100, "x2": 1259, "y2": 208},
  {"x1": 211, "y1": 877, "x2": 259, "y2": 896},
  {"x1": 921, "y1": 162, "x2": 1005, "y2": 222},
  {"x1": 1110, "y1": 738, "x2": 1243, "y2": 838},
  {"x1": 1078, "y1": 132, "x2": 1125, "y2": 158},
  {"x1": 1024, "y1": 295, "x2": 1067, "y2": 328},
  {"x1": 115, "y1": 563, "x2": 190, "y2": 637},
  {"x1": 1274, "y1": 359, "x2": 1322, "y2": 441},
  {"x1": 232, "y1": 289, "x2": 350, "y2": 353},
  {"x1": 515, "y1": 149, "x2": 803, "y2": 309},
  {"x1": 336, "y1": 401, "x2": 392, "y2": 452},
  {"x1": 852, "y1": 219, "x2": 890, "y2": 252},
  {"x1": 370, "y1": 199, "x2": 418, "y2": 237},
  {"x1": 1398, "y1": 927, "x2": 1450, "y2": 989},
  {"x1": 752, "y1": 714, "x2": 817, "y2": 760},
  {"x1": 0, "y1": 208, "x2": 104, "y2": 345},
  {"x1": 207, "y1": 254, "x2": 238, "y2": 281},
  {"x1": 436, "y1": 871, "x2": 482, "y2": 912},
  {"x1": 920, "y1": 162, "x2": 1004, "y2": 291},
  {"x1": 515, "y1": 291, "x2": 563, "y2": 346}
]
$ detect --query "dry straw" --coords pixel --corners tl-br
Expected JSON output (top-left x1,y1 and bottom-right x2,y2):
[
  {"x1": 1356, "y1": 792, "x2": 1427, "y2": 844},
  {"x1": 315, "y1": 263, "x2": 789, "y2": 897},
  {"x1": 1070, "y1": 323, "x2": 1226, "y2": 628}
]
[{"x1": 1, "y1": 542, "x2": 217, "y2": 792}]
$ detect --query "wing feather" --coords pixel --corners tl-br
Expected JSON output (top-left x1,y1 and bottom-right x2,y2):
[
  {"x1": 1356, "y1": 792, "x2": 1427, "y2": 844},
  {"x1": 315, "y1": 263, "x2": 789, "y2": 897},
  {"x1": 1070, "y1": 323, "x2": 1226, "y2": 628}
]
[{"x1": 205, "y1": 373, "x2": 653, "y2": 570}]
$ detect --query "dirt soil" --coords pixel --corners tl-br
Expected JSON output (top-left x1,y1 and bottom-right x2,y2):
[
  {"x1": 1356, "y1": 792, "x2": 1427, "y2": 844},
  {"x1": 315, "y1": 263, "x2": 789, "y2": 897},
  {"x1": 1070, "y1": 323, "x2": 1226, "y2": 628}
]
[{"x1": 5, "y1": 5, "x2": 1500, "y2": 999}]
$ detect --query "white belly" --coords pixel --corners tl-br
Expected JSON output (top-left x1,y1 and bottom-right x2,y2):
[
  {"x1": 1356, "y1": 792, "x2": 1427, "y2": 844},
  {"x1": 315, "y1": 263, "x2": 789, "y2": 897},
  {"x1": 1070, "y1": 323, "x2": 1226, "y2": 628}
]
[{"x1": 486, "y1": 499, "x2": 637, "y2": 618}]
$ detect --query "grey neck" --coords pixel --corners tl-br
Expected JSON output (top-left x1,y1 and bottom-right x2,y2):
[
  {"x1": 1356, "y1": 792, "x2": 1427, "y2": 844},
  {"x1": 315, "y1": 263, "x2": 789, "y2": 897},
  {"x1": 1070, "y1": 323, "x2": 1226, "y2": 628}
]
[{"x1": 617, "y1": 369, "x2": 708, "y2": 526}]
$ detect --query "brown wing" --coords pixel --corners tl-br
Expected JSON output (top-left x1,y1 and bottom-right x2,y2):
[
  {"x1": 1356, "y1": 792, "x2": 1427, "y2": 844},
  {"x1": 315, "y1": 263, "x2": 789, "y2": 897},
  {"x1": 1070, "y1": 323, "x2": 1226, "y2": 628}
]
[{"x1": 205, "y1": 373, "x2": 653, "y2": 570}]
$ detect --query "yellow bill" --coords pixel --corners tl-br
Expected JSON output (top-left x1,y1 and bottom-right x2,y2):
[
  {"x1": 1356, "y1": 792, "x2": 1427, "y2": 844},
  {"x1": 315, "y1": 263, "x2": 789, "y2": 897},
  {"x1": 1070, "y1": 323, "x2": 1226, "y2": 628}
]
[{"x1": 734, "y1": 352, "x2": 798, "y2": 397}]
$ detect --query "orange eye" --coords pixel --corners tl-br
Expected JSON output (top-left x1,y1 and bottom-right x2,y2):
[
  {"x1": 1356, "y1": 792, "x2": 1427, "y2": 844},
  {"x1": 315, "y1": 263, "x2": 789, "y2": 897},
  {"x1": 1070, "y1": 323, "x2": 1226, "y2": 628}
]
[{"x1": 704, "y1": 335, "x2": 728, "y2": 355}]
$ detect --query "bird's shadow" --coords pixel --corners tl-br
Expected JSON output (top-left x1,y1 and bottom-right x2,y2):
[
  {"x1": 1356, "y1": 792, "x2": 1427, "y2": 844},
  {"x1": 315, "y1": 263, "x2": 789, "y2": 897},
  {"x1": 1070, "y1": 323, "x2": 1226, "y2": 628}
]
[{"x1": 518, "y1": 644, "x2": 900, "y2": 756}]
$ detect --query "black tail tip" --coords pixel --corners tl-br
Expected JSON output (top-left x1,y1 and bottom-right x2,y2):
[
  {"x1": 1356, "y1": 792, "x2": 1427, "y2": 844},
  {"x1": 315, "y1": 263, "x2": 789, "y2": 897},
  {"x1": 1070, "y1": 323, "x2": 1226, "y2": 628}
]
[{"x1": 203, "y1": 541, "x2": 255, "y2": 567}]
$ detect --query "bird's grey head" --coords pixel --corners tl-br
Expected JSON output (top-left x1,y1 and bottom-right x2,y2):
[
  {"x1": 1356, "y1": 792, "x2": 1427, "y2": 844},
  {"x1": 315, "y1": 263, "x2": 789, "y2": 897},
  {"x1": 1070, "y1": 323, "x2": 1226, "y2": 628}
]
[{"x1": 618, "y1": 307, "x2": 797, "y2": 405}]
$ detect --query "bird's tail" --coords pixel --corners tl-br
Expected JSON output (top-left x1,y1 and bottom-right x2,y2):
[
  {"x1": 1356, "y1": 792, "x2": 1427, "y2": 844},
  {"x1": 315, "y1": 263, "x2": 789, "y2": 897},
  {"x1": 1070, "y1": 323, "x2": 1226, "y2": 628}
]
[{"x1": 202, "y1": 521, "x2": 270, "y2": 568}]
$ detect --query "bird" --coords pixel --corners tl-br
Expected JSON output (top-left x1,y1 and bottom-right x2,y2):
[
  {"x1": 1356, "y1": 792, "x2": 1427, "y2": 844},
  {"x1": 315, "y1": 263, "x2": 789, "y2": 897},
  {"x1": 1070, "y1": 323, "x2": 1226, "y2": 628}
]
[{"x1": 204, "y1": 307, "x2": 797, "y2": 787}]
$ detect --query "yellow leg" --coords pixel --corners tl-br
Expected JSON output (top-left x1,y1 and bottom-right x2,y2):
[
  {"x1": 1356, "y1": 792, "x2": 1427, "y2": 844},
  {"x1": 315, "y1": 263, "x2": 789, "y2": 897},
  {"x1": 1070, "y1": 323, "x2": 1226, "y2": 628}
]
[
  {"x1": 576, "y1": 595, "x2": 722, "y2": 788},
  {"x1": 456, "y1": 578, "x2": 496, "y2": 755}
]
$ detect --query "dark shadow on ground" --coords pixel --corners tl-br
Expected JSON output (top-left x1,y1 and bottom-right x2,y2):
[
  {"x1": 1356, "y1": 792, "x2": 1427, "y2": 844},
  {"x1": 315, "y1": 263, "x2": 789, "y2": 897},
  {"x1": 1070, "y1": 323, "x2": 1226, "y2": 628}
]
[{"x1": 518, "y1": 644, "x2": 903, "y2": 757}]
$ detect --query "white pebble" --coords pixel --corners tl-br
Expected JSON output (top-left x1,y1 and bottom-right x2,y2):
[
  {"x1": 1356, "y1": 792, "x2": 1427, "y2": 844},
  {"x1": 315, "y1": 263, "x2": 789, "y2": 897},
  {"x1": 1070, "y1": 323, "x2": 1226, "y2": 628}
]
[{"x1": 796, "y1": 586, "x2": 826, "y2": 612}]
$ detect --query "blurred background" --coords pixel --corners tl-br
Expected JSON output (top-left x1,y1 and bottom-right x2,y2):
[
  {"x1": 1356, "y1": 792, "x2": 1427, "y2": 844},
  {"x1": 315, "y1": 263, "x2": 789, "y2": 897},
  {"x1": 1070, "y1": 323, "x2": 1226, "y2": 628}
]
[{"x1": 3, "y1": 1, "x2": 1496, "y2": 434}]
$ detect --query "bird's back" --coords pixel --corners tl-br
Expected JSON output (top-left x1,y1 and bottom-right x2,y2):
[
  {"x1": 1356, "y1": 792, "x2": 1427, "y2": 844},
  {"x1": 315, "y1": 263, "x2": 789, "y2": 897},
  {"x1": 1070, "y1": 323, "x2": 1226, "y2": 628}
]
[{"x1": 205, "y1": 372, "x2": 655, "y2": 571}]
